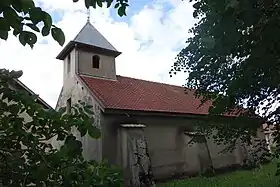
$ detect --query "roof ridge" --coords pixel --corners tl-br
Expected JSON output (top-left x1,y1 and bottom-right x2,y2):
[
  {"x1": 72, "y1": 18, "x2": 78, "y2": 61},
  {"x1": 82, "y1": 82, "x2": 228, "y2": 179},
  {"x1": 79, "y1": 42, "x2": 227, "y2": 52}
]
[
  {"x1": 80, "y1": 74, "x2": 195, "y2": 91},
  {"x1": 73, "y1": 21, "x2": 117, "y2": 51},
  {"x1": 85, "y1": 22, "x2": 117, "y2": 51},
  {"x1": 116, "y1": 75, "x2": 194, "y2": 90},
  {"x1": 73, "y1": 21, "x2": 89, "y2": 41}
]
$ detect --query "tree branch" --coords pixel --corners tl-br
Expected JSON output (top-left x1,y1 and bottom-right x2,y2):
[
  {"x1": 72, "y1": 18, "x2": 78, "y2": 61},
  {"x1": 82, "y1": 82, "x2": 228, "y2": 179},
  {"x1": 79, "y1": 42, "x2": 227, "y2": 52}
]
[{"x1": 23, "y1": 172, "x2": 29, "y2": 187}]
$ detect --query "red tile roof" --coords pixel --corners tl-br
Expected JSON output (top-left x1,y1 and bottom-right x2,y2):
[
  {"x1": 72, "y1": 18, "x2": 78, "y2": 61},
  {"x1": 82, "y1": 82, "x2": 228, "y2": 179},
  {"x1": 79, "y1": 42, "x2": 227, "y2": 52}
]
[{"x1": 80, "y1": 75, "x2": 217, "y2": 115}]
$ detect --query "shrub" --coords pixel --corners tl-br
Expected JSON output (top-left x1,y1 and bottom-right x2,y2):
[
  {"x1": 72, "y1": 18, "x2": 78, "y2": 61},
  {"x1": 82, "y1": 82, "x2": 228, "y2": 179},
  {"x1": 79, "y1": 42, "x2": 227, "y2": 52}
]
[{"x1": 0, "y1": 69, "x2": 123, "y2": 186}]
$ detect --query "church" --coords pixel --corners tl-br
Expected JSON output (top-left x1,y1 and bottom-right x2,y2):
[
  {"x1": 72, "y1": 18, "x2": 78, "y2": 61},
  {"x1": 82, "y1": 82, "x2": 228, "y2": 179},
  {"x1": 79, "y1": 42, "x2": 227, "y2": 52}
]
[{"x1": 55, "y1": 20, "x2": 265, "y2": 185}]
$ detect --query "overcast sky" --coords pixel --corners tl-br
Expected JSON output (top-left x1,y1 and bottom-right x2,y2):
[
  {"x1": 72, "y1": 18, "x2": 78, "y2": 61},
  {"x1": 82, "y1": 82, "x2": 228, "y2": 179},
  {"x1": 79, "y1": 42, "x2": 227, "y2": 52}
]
[{"x1": 0, "y1": 0, "x2": 196, "y2": 108}]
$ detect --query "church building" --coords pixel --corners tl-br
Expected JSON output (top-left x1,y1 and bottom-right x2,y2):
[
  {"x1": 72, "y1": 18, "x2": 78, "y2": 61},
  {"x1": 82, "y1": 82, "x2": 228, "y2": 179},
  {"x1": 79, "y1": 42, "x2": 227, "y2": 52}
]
[{"x1": 55, "y1": 20, "x2": 265, "y2": 185}]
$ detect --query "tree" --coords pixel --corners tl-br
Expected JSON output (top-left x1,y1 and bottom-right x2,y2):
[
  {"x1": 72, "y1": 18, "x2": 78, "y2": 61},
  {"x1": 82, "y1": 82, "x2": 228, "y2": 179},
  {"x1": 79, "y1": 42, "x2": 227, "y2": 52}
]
[
  {"x1": 0, "y1": 69, "x2": 123, "y2": 186},
  {"x1": 0, "y1": 0, "x2": 129, "y2": 48},
  {"x1": 0, "y1": 1, "x2": 129, "y2": 185},
  {"x1": 171, "y1": 0, "x2": 279, "y2": 162}
]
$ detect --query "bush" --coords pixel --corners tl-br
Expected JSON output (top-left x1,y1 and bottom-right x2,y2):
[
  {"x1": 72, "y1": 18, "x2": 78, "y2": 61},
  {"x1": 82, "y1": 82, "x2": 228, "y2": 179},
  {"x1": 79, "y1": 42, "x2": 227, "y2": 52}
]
[{"x1": 0, "y1": 69, "x2": 123, "y2": 186}]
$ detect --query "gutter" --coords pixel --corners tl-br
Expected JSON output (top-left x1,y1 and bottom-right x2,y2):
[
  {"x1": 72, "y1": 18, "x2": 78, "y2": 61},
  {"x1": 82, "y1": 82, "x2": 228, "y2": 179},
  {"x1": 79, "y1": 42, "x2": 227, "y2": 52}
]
[{"x1": 103, "y1": 108, "x2": 264, "y2": 123}]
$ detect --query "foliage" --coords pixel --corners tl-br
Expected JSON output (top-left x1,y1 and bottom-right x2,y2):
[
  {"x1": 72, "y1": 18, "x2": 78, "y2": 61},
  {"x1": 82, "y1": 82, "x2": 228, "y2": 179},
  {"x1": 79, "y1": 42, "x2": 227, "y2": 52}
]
[
  {"x1": 171, "y1": 0, "x2": 280, "y2": 163},
  {"x1": 0, "y1": 0, "x2": 129, "y2": 47},
  {"x1": 159, "y1": 161, "x2": 279, "y2": 187},
  {"x1": 0, "y1": 69, "x2": 123, "y2": 186},
  {"x1": 242, "y1": 139, "x2": 272, "y2": 169}
]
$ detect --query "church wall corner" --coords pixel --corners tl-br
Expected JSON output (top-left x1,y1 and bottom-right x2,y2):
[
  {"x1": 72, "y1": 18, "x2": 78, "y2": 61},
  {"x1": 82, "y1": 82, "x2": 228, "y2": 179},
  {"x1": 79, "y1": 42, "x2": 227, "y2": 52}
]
[{"x1": 55, "y1": 76, "x2": 103, "y2": 161}]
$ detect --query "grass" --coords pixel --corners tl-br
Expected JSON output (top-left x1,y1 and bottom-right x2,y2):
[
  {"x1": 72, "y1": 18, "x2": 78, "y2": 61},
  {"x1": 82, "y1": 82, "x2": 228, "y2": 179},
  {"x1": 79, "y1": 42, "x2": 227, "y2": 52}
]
[{"x1": 158, "y1": 163, "x2": 280, "y2": 187}]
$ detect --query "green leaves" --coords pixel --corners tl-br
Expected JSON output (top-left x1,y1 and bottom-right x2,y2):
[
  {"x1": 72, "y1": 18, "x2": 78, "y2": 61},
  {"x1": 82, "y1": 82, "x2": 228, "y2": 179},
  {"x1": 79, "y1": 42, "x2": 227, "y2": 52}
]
[
  {"x1": 96, "y1": 0, "x2": 103, "y2": 7},
  {"x1": 26, "y1": 23, "x2": 40, "y2": 32},
  {"x1": 63, "y1": 135, "x2": 83, "y2": 156},
  {"x1": 41, "y1": 25, "x2": 50, "y2": 36},
  {"x1": 19, "y1": 31, "x2": 37, "y2": 48},
  {"x1": 0, "y1": 1, "x2": 64, "y2": 47},
  {"x1": 117, "y1": 4, "x2": 127, "y2": 16},
  {"x1": 116, "y1": 0, "x2": 129, "y2": 16},
  {"x1": 3, "y1": 7, "x2": 21, "y2": 28},
  {"x1": 73, "y1": 0, "x2": 129, "y2": 17},
  {"x1": 114, "y1": 3, "x2": 120, "y2": 9},
  {"x1": 21, "y1": 0, "x2": 35, "y2": 12},
  {"x1": 200, "y1": 36, "x2": 216, "y2": 49},
  {"x1": 51, "y1": 27, "x2": 65, "y2": 46},
  {"x1": 84, "y1": 0, "x2": 91, "y2": 8},
  {"x1": 193, "y1": 2, "x2": 201, "y2": 9},
  {"x1": 0, "y1": 69, "x2": 122, "y2": 186},
  {"x1": 0, "y1": 30, "x2": 8, "y2": 40},
  {"x1": 172, "y1": 0, "x2": 280, "y2": 176},
  {"x1": 88, "y1": 125, "x2": 101, "y2": 139},
  {"x1": 18, "y1": 32, "x2": 27, "y2": 46},
  {"x1": 106, "y1": 0, "x2": 113, "y2": 8},
  {"x1": 0, "y1": 18, "x2": 10, "y2": 32},
  {"x1": 1, "y1": 0, "x2": 129, "y2": 48},
  {"x1": 29, "y1": 7, "x2": 44, "y2": 25},
  {"x1": 42, "y1": 11, "x2": 52, "y2": 27}
]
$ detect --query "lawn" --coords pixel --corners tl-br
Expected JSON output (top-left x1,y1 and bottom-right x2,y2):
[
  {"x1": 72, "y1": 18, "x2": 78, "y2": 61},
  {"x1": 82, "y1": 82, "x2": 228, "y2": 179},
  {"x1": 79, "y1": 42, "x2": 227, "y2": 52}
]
[{"x1": 158, "y1": 163, "x2": 280, "y2": 187}]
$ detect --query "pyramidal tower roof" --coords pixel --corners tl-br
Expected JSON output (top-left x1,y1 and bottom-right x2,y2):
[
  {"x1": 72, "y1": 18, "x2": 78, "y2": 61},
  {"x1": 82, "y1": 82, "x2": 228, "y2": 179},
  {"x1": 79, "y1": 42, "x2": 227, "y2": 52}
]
[
  {"x1": 74, "y1": 22, "x2": 117, "y2": 51},
  {"x1": 57, "y1": 21, "x2": 121, "y2": 60}
]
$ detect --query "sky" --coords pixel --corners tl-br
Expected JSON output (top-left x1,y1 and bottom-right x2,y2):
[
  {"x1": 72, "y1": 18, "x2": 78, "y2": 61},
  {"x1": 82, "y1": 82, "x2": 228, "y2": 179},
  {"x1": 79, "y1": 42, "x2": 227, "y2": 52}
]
[{"x1": 0, "y1": 0, "x2": 196, "y2": 108}]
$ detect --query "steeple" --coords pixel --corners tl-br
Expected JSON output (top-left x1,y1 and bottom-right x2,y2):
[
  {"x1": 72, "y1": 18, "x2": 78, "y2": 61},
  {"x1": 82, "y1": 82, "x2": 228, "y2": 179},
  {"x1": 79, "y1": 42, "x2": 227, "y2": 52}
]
[
  {"x1": 57, "y1": 21, "x2": 120, "y2": 81},
  {"x1": 87, "y1": 8, "x2": 90, "y2": 23},
  {"x1": 56, "y1": 22, "x2": 121, "y2": 60}
]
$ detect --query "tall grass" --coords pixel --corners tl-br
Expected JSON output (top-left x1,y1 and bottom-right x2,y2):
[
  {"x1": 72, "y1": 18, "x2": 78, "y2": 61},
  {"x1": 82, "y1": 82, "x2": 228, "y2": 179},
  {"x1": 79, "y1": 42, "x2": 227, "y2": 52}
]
[{"x1": 158, "y1": 163, "x2": 279, "y2": 187}]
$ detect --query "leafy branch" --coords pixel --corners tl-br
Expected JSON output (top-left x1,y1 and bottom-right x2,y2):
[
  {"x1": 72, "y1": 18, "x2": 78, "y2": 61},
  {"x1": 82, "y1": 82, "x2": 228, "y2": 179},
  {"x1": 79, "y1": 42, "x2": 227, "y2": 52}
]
[
  {"x1": 0, "y1": 0, "x2": 129, "y2": 48},
  {"x1": 0, "y1": 68, "x2": 123, "y2": 186}
]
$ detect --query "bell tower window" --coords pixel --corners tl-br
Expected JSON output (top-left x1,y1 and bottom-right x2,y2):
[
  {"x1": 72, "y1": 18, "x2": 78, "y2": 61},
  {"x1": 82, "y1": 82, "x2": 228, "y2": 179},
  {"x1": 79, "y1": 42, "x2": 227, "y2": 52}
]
[{"x1": 92, "y1": 55, "x2": 100, "y2": 69}]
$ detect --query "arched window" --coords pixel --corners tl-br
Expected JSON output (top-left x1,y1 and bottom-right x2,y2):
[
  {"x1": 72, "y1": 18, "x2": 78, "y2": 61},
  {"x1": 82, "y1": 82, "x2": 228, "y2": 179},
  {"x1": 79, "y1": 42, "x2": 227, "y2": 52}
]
[{"x1": 92, "y1": 55, "x2": 100, "y2": 69}]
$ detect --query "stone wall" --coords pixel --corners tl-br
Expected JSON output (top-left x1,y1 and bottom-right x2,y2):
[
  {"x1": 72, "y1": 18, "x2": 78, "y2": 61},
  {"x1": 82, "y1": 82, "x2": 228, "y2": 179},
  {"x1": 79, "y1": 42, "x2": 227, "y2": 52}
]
[
  {"x1": 118, "y1": 125, "x2": 155, "y2": 187},
  {"x1": 55, "y1": 76, "x2": 103, "y2": 161},
  {"x1": 103, "y1": 114, "x2": 264, "y2": 180}
]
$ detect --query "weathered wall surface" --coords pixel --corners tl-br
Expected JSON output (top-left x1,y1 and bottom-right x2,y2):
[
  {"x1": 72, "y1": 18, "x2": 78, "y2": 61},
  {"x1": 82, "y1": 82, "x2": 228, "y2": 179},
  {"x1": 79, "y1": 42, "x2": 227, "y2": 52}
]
[
  {"x1": 145, "y1": 124, "x2": 184, "y2": 178},
  {"x1": 206, "y1": 135, "x2": 242, "y2": 169},
  {"x1": 56, "y1": 76, "x2": 103, "y2": 161},
  {"x1": 103, "y1": 114, "x2": 253, "y2": 180},
  {"x1": 118, "y1": 126, "x2": 155, "y2": 186},
  {"x1": 62, "y1": 49, "x2": 77, "y2": 89},
  {"x1": 181, "y1": 134, "x2": 203, "y2": 174},
  {"x1": 77, "y1": 50, "x2": 117, "y2": 80},
  {"x1": 57, "y1": 45, "x2": 118, "y2": 162},
  {"x1": 247, "y1": 128, "x2": 267, "y2": 159},
  {"x1": 101, "y1": 115, "x2": 119, "y2": 164}
]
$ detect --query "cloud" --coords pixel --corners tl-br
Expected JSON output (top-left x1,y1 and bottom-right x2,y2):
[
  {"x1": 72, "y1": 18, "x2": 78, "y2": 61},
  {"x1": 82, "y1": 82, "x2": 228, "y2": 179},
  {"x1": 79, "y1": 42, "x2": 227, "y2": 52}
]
[{"x1": 0, "y1": 0, "x2": 195, "y2": 108}]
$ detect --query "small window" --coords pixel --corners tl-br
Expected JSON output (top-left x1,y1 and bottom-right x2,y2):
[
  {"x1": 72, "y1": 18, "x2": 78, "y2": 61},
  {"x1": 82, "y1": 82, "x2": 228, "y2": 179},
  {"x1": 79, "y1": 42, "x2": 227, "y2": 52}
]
[
  {"x1": 66, "y1": 98, "x2": 71, "y2": 113},
  {"x1": 92, "y1": 55, "x2": 100, "y2": 69},
  {"x1": 67, "y1": 55, "x2": 71, "y2": 73}
]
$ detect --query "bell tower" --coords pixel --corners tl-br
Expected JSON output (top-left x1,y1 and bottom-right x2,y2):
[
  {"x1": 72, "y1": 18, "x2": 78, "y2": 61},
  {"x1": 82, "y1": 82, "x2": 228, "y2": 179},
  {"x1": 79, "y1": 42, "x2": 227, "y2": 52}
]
[{"x1": 56, "y1": 20, "x2": 121, "y2": 85}]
